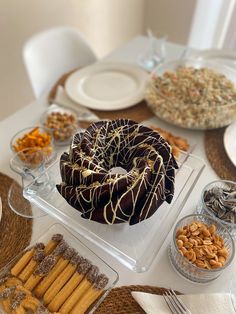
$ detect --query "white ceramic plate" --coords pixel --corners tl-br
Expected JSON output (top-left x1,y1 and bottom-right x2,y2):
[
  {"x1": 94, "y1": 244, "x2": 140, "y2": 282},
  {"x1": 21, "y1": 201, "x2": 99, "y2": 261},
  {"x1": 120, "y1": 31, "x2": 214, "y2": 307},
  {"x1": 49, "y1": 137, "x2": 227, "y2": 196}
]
[
  {"x1": 224, "y1": 121, "x2": 236, "y2": 166},
  {"x1": 65, "y1": 62, "x2": 148, "y2": 110}
]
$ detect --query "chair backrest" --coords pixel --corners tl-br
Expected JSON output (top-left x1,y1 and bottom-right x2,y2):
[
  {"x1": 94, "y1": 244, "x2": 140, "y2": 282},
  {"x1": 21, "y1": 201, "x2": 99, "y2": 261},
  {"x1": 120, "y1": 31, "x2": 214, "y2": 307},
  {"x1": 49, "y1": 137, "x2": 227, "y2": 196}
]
[{"x1": 23, "y1": 26, "x2": 97, "y2": 98}]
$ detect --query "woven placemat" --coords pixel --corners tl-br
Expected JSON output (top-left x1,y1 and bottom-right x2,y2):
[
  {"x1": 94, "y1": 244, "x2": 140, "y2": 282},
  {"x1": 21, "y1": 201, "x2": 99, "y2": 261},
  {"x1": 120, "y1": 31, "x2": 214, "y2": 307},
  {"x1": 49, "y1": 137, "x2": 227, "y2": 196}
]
[
  {"x1": 0, "y1": 172, "x2": 32, "y2": 269},
  {"x1": 95, "y1": 285, "x2": 179, "y2": 314},
  {"x1": 48, "y1": 69, "x2": 154, "y2": 124},
  {"x1": 205, "y1": 128, "x2": 236, "y2": 181}
]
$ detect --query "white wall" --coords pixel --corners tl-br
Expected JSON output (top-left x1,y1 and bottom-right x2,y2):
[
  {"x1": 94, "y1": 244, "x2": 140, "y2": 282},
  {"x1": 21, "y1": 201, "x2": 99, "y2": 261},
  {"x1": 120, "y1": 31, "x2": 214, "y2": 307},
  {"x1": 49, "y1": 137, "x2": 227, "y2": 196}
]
[
  {"x1": 0, "y1": 0, "x2": 144, "y2": 120},
  {"x1": 144, "y1": 0, "x2": 196, "y2": 45},
  {"x1": 0, "y1": 0, "x2": 199, "y2": 121}
]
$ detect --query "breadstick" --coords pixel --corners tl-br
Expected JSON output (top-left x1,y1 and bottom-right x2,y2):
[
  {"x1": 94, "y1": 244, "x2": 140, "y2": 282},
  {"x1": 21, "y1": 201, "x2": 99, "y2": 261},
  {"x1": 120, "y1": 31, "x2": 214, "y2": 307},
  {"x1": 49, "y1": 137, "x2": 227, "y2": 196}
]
[
  {"x1": 21, "y1": 295, "x2": 40, "y2": 312},
  {"x1": 44, "y1": 233, "x2": 63, "y2": 254},
  {"x1": 19, "y1": 249, "x2": 45, "y2": 282},
  {"x1": 70, "y1": 274, "x2": 109, "y2": 314},
  {"x1": 11, "y1": 291, "x2": 27, "y2": 313},
  {"x1": 0, "y1": 286, "x2": 15, "y2": 313},
  {"x1": 5, "y1": 277, "x2": 22, "y2": 288},
  {"x1": 24, "y1": 241, "x2": 68, "y2": 292},
  {"x1": 19, "y1": 238, "x2": 67, "y2": 283},
  {"x1": 48, "y1": 258, "x2": 91, "y2": 312},
  {"x1": 24, "y1": 255, "x2": 56, "y2": 291},
  {"x1": 35, "y1": 251, "x2": 80, "y2": 298},
  {"x1": 59, "y1": 265, "x2": 99, "y2": 314},
  {"x1": 11, "y1": 243, "x2": 44, "y2": 277},
  {"x1": 12, "y1": 305, "x2": 25, "y2": 314},
  {"x1": 42, "y1": 248, "x2": 76, "y2": 304}
]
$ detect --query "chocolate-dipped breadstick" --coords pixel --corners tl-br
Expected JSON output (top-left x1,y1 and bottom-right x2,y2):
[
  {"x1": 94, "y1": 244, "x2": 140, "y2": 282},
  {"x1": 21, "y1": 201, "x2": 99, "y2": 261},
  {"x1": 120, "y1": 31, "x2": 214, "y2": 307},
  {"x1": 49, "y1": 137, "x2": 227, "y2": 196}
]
[
  {"x1": 71, "y1": 273, "x2": 109, "y2": 314},
  {"x1": 35, "y1": 248, "x2": 78, "y2": 299},
  {"x1": 47, "y1": 258, "x2": 91, "y2": 312},
  {"x1": 59, "y1": 265, "x2": 99, "y2": 314},
  {"x1": 11, "y1": 243, "x2": 44, "y2": 277},
  {"x1": 24, "y1": 255, "x2": 57, "y2": 291}
]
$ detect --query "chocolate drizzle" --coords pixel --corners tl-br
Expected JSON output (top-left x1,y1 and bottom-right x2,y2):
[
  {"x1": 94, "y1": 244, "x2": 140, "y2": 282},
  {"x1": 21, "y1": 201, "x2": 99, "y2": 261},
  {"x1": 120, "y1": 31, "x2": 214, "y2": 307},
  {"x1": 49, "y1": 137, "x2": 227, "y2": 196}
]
[
  {"x1": 34, "y1": 243, "x2": 45, "y2": 250},
  {"x1": 86, "y1": 265, "x2": 99, "y2": 284},
  {"x1": 11, "y1": 291, "x2": 26, "y2": 310},
  {"x1": 63, "y1": 247, "x2": 76, "y2": 260},
  {"x1": 34, "y1": 255, "x2": 56, "y2": 277},
  {"x1": 94, "y1": 274, "x2": 109, "y2": 290},
  {"x1": 33, "y1": 249, "x2": 45, "y2": 262},
  {"x1": 77, "y1": 258, "x2": 91, "y2": 275},
  {"x1": 53, "y1": 240, "x2": 68, "y2": 256},
  {"x1": 52, "y1": 233, "x2": 63, "y2": 242},
  {"x1": 70, "y1": 253, "x2": 81, "y2": 266},
  {"x1": 0, "y1": 286, "x2": 16, "y2": 299},
  {"x1": 57, "y1": 119, "x2": 178, "y2": 225}
]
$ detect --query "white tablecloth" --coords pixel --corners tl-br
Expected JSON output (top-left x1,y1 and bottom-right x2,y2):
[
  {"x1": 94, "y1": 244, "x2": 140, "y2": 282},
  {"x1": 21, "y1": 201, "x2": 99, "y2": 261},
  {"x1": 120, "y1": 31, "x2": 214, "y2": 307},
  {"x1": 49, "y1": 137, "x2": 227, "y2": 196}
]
[{"x1": 0, "y1": 36, "x2": 235, "y2": 295}]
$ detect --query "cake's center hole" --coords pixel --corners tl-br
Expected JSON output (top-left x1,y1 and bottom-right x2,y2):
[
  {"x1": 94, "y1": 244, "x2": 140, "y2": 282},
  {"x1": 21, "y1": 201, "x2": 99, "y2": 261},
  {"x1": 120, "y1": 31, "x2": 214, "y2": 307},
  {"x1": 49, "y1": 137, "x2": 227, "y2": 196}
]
[{"x1": 109, "y1": 167, "x2": 127, "y2": 174}]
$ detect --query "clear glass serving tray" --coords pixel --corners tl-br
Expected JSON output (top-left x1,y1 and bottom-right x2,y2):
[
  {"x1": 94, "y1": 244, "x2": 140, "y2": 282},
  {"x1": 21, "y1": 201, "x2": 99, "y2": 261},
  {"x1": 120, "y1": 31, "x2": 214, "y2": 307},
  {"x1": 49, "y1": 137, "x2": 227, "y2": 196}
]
[
  {"x1": 0, "y1": 223, "x2": 118, "y2": 314},
  {"x1": 24, "y1": 152, "x2": 205, "y2": 273}
]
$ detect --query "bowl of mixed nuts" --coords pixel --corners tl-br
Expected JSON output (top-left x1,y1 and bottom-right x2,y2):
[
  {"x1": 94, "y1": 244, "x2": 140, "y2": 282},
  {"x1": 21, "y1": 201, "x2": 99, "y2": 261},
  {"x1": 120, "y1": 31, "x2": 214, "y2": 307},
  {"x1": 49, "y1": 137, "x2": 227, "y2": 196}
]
[
  {"x1": 198, "y1": 180, "x2": 236, "y2": 237},
  {"x1": 169, "y1": 214, "x2": 235, "y2": 283},
  {"x1": 40, "y1": 105, "x2": 79, "y2": 146},
  {"x1": 146, "y1": 59, "x2": 236, "y2": 129}
]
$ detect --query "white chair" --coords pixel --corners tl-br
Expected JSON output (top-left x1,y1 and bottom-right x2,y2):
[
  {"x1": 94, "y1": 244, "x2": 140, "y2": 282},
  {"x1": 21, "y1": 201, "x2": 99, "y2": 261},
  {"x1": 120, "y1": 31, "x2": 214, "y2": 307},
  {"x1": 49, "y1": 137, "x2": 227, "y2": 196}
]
[{"x1": 23, "y1": 26, "x2": 97, "y2": 98}]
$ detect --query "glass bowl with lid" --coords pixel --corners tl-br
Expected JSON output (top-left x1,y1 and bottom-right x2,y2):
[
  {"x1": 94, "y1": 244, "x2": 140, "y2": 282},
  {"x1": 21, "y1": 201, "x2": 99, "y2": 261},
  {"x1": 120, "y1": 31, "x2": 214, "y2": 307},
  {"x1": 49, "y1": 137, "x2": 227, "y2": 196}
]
[
  {"x1": 169, "y1": 214, "x2": 235, "y2": 283},
  {"x1": 197, "y1": 179, "x2": 236, "y2": 237},
  {"x1": 145, "y1": 58, "x2": 236, "y2": 129}
]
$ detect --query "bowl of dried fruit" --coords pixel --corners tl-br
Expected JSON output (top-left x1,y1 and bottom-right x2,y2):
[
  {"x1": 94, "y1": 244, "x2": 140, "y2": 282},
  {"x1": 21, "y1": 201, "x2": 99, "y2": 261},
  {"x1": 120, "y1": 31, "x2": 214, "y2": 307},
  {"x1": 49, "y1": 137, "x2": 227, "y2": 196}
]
[
  {"x1": 169, "y1": 214, "x2": 235, "y2": 283},
  {"x1": 197, "y1": 180, "x2": 236, "y2": 237},
  {"x1": 40, "y1": 105, "x2": 79, "y2": 146},
  {"x1": 10, "y1": 126, "x2": 55, "y2": 166},
  {"x1": 145, "y1": 58, "x2": 236, "y2": 129}
]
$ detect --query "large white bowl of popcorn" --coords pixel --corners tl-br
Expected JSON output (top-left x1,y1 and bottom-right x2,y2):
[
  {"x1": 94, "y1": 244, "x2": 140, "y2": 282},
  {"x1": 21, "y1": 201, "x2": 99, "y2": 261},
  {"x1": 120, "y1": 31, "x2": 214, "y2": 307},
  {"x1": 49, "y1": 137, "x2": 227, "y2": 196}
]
[
  {"x1": 146, "y1": 59, "x2": 236, "y2": 129},
  {"x1": 169, "y1": 214, "x2": 235, "y2": 283}
]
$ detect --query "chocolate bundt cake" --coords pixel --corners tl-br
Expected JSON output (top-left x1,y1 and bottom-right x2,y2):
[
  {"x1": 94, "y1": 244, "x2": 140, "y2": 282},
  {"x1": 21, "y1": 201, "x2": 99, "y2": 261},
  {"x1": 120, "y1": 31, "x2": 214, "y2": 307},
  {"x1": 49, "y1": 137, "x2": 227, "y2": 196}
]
[{"x1": 56, "y1": 119, "x2": 178, "y2": 225}]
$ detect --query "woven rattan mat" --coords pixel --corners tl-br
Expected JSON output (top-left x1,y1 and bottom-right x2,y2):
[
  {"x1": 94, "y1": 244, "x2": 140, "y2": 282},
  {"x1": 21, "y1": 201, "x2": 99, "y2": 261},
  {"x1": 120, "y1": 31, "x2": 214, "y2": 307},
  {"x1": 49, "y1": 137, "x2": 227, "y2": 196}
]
[
  {"x1": 205, "y1": 128, "x2": 236, "y2": 181},
  {"x1": 0, "y1": 172, "x2": 32, "y2": 269},
  {"x1": 95, "y1": 285, "x2": 178, "y2": 314},
  {"x1": 48, "y1": 69, "x2": 153, "y2": 124}
]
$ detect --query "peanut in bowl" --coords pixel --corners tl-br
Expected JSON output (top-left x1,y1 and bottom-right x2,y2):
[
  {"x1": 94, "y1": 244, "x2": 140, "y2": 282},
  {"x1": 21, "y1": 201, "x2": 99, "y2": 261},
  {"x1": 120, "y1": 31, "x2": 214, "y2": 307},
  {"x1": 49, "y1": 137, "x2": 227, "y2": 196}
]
[{"x1": 169, "y1": 214, "x2": 235, "y2": 283}]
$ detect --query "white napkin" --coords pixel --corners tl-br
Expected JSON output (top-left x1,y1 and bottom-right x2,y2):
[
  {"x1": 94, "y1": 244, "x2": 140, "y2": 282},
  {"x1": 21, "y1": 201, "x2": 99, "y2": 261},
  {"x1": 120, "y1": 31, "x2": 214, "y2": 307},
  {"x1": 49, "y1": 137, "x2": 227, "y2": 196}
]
[
  {"x1": 132, "y1": 291, "x2": 235, "y2": 314},
  {"x1": 52, "y1": 85, "x2": 99, "y2": 122}
]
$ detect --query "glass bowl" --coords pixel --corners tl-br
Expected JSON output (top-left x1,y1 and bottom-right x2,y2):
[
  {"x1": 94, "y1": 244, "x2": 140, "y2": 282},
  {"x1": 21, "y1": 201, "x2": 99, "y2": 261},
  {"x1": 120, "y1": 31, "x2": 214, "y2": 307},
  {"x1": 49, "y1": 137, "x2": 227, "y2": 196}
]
[
  {"x1": 10, "y1": 126, "x2": 55, "y2": 164},
  {"x1": 40, "y1": 105, "x2": 79, "y2": 146},
  {"x1": 169, "y1": 214, "x2": 235, "y2": 283},
  {"x1": 197, "y1": 180, "x2": 236, "y2": 237},
  {"x1": 0, "y1": 223, "x2": 119, "y2": 314},
  {"x1": 145, "y1": 58, "x2": 236, "y2": 130}
]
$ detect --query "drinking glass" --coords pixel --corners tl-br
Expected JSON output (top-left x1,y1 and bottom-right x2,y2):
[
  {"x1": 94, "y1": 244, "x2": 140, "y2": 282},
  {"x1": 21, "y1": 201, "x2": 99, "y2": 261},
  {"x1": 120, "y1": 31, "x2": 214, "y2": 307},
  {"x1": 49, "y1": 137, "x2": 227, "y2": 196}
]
[
  {"x1": 8, "y1": 148, "x2": 55, "y2": 218},
  {"x1": 138, "y1": 30, "x2": 167, "y2": 71}
]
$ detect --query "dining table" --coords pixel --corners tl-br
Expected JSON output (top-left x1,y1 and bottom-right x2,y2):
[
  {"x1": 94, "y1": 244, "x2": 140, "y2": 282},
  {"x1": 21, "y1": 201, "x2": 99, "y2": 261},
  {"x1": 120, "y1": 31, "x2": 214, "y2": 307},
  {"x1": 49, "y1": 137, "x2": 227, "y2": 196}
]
[{"x1": 0, "y1": 35, "x2": 235, "y2": 299}]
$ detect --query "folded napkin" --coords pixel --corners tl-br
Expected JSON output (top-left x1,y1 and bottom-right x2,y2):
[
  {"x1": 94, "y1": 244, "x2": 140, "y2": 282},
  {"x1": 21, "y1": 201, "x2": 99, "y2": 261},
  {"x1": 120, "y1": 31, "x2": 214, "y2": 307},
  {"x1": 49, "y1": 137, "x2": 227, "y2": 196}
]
[
  {"x1": 51, "y1": 85, "x2": 99, "y2": 122},
  {"x1": 132, "y1": 291, "x2": 235, "y2": 314}
]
